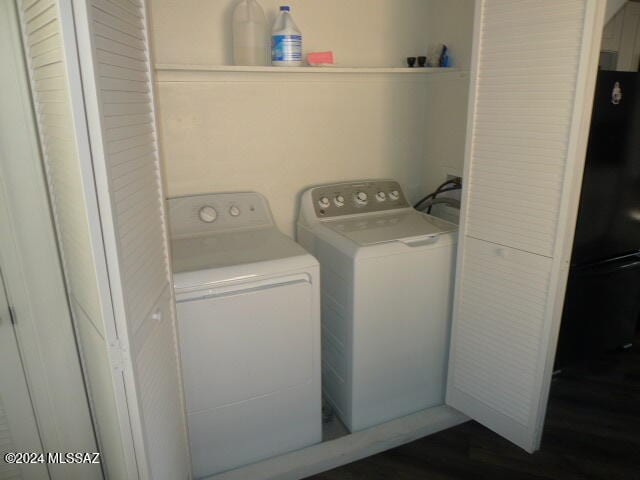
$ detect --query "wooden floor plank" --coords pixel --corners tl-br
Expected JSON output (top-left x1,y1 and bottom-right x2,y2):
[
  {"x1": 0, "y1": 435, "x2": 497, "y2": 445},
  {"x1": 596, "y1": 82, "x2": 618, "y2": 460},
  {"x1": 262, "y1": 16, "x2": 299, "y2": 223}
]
[{"x1": 308, "y1": 339, "x2": 640, "y2": 480}]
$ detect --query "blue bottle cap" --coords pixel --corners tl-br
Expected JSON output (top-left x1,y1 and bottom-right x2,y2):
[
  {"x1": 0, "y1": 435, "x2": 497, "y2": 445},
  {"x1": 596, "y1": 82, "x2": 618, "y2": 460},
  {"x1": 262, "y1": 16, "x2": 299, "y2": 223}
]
[{"x1": 280, "y1": 6, "x2": 290, "y2": 11}]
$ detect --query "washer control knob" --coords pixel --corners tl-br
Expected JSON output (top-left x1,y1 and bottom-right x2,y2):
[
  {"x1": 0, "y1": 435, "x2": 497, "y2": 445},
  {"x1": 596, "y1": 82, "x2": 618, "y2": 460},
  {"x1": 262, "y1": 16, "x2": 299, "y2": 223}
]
[
  {"x1": 375, "y1": 191, "x2": 387, "y2": 202},
  {"x1": 229, "y1": 205, "x2": 241, "y2": 217},
  {"x1": 318, "y1": 197, "x2": 331, "y2": 209},
  {"x1": 389, "y1": 190, "x2": 400, "y2": 201},
  {"x1": 198, "y1": 206, "x2": 218, "y2": 223},
  {"x1": 334, "y1": 195, "x2": 345, "y2": 207},
  {"x1": 354, "y1": 191, "x2": 368, "y2": 206}
]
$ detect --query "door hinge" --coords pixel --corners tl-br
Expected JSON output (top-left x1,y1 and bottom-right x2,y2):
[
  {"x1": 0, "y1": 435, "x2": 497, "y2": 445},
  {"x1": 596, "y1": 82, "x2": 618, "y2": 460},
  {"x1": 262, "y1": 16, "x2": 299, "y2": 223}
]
[
  {"x1": 109, "y1": 339, "x2": 126, "y2": 372},
  {"x1": 8, "y1": 306, "x2": 16, "y2": 325}
]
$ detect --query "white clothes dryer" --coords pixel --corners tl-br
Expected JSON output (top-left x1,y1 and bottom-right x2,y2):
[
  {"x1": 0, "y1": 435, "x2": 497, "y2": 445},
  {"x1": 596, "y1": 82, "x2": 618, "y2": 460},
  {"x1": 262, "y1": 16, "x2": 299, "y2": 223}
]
[
  {"x1": 297, "y1": 180, "x2": 458, "y2": 432},
  {"x1": 169, "y1": 192, "x2": 321, "y2": 478}
]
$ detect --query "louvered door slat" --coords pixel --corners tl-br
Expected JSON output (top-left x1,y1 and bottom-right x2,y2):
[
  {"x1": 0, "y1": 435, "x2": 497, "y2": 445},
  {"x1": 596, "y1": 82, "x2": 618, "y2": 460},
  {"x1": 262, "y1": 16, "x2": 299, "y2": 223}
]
[
  {"x1": 91, "y1": 8, "x2": 143, "y2": 40},
  {"x1": 32, "y1": 62, "x2": 64, "y2": 79},
  {"x1": 104, "y1": 112, "x2": 153, "y2": 128},
  {"x1": 24, "y1": 0, "x2": 53, "y2": 20},
  {"x1": 101, "y1": 77, "x2": 149, "y2": 92},
  {"x1": 111, "y1": 158, "x2": 155, "y2": 191},
  {"x1": 110, "y1": 152, "x2": 155, "y2": 179},
  {"x1": 107, "y1": 0, "x2": 143, "y2": 19},
  {"x1": 93, "y1": 25, "x2": 146, "y2": 53},
  {"x1": 25, "y1": 6, "x2": 56, "y2": 33},
  {"x1": 102, "y1": 101, "x2": 151, "y2": 117},
  {"x1": 27, "y1": 21, "x2": 57, "y2": 45},
  {"x1": 94, "y1": 36, "x2": 146, "y2": 61},
  {"x1": 30, "y1": 35, "x2": 60, "y2": 56},
  {"x1": 99, "y1": 63, "x2": 149, "y2": 81}
]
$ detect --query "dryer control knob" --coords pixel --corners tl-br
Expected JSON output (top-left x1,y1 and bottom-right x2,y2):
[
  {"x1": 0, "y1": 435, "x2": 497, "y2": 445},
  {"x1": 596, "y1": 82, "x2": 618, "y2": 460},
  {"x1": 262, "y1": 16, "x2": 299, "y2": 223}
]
[
  {"x1": 199, "y1": 206, "x2": 218, "y2": 223},
  {"x1": 334, "y1": 195, "x2": 345, "y2": 207},
  {"x1": 389, "y1": 190, "x2": 400, "y2": 201},
  {"x1": 318, "y1": 197, "x2": 331, "y2": 209},
  {"x1": 375, "y1": 191, "x2": 386, "y2": 202},
  {"x1": 354, "y1": 191, "x2": 368, "y2": 206},
  {"x1": 229, "y1": 205, "x2": 241, "y2": 217}
]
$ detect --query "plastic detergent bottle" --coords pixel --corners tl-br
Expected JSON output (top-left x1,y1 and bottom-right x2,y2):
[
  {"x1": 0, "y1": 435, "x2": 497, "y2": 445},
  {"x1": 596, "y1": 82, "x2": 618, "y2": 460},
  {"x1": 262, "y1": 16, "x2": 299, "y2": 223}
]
[
  {"x1": 232, "y1": 0, "x2": 268, "y2": 66},
  {"x1": 271, "y1": 6, "x2": 303, "y2": 66}
]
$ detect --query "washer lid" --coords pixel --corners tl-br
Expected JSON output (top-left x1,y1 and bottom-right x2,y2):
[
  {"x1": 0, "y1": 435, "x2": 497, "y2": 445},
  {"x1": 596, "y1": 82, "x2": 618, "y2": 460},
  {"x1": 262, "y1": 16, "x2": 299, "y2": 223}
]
[
  {"x1": 171, "y1": 227, "x2": 311, "y2": 275},
  {"x1": 322, "y1": 209, "x2": 457, "y2": 246}
]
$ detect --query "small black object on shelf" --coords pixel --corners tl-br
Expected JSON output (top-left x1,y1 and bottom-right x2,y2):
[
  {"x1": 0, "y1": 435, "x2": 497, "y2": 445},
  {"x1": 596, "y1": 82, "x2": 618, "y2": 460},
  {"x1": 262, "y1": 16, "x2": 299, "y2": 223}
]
[
  {"x1": 418, "y1": 56, "x2": 427, "y2": 67},
  {"x1": 407, "y1": 57, "x2": 417, "y2": 68}
]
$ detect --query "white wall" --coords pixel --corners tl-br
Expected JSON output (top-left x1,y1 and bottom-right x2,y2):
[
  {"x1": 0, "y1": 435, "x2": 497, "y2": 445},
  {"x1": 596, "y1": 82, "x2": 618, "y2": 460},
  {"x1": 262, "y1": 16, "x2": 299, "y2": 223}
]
[
  {"x1": 150, "y1": 0, "x2": 474, "y2": 236},
  {"x1": 606, "y1": 0, "x2": 628, "y2": 24},
  {"x1": 426, "y1": 0, "x2": 475, "y2": 71},
  {"x1": 155, "y1": 72, "x2": 430, "y2": 235},
  {"x1": 602, "y1": 1, "x2": 640, "y2": 71},
  {"x1": 150, "y1": 0, "x2": 431, "y2": 67},
  {"x1": 422, "y1": 0, "x2": 475, "y2": 193}
]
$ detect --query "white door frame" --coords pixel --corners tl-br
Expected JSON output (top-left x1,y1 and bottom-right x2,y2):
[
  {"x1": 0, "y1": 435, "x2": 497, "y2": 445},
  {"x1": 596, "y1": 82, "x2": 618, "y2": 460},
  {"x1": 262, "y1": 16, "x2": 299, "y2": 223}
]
[
  {"x1": 0, "y1": 1, "x2": 101, "y2": 478},
  {"x1": 0, "y1": 267, "x2": 48, "y2": 479}
]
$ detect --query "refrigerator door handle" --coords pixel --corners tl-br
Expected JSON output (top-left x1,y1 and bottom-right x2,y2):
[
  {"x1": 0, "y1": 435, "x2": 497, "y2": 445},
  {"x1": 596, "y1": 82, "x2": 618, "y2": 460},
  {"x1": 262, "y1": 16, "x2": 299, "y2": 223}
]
[
  {"x1": 591, "y1": 253, "x2": 640, "y2": 274},
  {"x1": 613, "y1": 259, "x2": 640, "y2": 272}
]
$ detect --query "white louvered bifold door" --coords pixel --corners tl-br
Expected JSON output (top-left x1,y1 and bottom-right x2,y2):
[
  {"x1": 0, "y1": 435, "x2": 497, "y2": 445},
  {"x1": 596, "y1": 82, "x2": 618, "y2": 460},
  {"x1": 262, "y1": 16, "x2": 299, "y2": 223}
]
[
  {"x1": 17, "y1": 0, "x2": 137, "y2": 478},
  {"x1": 18, "y1": 0, "x2": 189, "y2": 479},
  {"x1": 71, "y1": 1, "x2": 190, "y2": 479},
  {"x1": 447, "y1": 0, "x2": 605, "y2": 452}
]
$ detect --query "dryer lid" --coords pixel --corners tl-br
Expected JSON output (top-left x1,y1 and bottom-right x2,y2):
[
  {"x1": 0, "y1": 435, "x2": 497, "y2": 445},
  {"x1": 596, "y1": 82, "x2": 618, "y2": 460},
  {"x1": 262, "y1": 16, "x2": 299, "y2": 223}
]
[{"x1": 322, "y1": 210, "x2": 457, "y2": 246}]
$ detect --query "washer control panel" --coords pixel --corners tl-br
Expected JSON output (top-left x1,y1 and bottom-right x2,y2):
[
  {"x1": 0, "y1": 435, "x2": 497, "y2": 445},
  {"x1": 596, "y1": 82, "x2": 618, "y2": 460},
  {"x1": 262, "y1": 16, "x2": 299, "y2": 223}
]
[
  {"x1": 168, "y1": 192, "x2": 273, "y2": 238},
  {"x1": 311, "y1": 180, "x2": 409, "y2": 218}
]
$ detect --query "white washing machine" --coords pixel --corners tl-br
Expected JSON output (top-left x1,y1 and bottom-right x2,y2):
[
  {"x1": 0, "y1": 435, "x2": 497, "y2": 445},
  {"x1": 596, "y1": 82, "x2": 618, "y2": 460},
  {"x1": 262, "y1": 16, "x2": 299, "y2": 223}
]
[
  {"x1": 297, "y1": 180, "x2": 458, "y2": 432},
  {"x1": 169, "y1": 193, "x2": 321, "y2": 478}
]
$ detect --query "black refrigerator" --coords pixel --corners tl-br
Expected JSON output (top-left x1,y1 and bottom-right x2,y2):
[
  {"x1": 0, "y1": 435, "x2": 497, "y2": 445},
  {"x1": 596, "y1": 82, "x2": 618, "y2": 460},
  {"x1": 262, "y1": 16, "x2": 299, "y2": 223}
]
[{"x1": 555, "y1": 70, "x2": 640, "y2": 369}]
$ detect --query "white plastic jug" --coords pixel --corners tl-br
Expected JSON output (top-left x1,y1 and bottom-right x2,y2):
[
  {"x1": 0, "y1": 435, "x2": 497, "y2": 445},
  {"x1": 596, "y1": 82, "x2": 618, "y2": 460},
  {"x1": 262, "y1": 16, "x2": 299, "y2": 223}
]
[
  {"x1": 232, "y1": 0, "x2": 268, "y2": 66},
  {"x1": 271, "y1": 6, "x2": 303, "y2": 67}
]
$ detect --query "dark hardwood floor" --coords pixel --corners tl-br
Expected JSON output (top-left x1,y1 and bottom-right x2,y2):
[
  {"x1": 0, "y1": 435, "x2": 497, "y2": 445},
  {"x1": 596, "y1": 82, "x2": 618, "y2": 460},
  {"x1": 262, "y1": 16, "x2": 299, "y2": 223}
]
[{"x1": 308, "y1": 340, "x2": 640, "y2": 479}]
